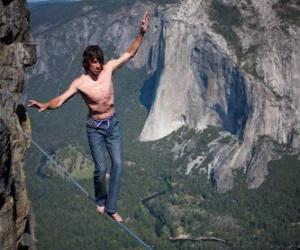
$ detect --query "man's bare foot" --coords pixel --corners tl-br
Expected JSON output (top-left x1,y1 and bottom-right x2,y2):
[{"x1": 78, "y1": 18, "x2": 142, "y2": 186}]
[
  {"x1": 107, "y1": 212, "x2": 123, "y2": 222},
  {"x1": 97, "y1": 206, "x2": 105, "y2": 214}
]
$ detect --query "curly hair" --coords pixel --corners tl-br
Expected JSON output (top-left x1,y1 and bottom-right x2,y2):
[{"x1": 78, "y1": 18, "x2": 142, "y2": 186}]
[{"x1": 82, "y1": 45, "x2": 104, "y2": 73}]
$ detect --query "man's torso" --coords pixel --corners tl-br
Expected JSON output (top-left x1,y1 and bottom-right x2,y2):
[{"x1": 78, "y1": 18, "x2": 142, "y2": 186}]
[{"x1": 77, "y1": 66, "x2": 115, "y2": 120}]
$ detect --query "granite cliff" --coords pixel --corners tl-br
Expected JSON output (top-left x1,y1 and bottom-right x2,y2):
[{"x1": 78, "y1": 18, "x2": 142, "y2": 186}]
[
  {"x1": 139, "y1": 0, "x2": 300, "y2": 191},
  {"x1": 0, "y1": 0, "x2": 36, "y2": 249}
]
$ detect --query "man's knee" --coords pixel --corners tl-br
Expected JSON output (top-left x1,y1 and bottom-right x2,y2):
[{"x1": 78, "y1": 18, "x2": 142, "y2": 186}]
[
  {"x1": 112, "y1": 159, "x2": 122, "y2": 171},
  {"x1": 94, "y1": 167, "x2": 106, "y2": 177}
]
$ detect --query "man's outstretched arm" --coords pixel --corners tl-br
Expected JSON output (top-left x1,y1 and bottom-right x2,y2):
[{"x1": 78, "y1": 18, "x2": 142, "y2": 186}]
[
  {"x1": 106, "y1": 11, "x2": 149, "y2": 71},
  {"x1": 27, "y1": 80, "x2": 79, "y2": 112}
]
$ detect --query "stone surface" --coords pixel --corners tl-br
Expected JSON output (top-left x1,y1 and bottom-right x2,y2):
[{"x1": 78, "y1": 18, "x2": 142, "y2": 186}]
[
  {"x1": 139, "y1": 0, "x2": 300, "y2": 191},
  {"x1": 0, "y1": 0, "x2": 36, "y2": 249}
]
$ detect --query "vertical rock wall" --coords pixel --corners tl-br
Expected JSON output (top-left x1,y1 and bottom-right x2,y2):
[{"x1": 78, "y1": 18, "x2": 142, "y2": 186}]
[
  {"x1": 0, "y1": 0, "x2": 36, "y2": 249},
  {"x1": 139, "y1": 0, "x2": 300, "y2": 191}
]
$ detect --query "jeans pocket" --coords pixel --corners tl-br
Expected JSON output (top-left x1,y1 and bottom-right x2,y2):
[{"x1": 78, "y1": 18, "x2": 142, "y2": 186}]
[{"x1": 87, "y1": 127, "x2": 98, "y2": 144}]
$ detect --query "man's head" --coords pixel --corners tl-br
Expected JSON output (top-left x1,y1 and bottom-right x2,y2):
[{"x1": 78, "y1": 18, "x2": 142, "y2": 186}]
[{"x1": 82, "y1": 45, "x2": 104, "y2": 75}]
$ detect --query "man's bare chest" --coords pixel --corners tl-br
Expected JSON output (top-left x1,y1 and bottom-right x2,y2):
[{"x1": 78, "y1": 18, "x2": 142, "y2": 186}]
[{"x1": 79, "y1": 80, "x2": 114, "y2": 102}]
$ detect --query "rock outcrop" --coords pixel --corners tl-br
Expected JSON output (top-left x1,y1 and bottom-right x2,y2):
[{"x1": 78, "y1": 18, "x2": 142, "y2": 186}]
[
  {"x1": 0, "y1": 0, "x2": 36, "y2": 249},
  {"x1": 139, "y1": 0, "x2": 300, "y2": 191}
]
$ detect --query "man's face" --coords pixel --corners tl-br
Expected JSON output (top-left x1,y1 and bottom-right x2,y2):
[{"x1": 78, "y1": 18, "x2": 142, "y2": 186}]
[{"x1": 88, "y1": 58, "x2": 102, "y2": 76}]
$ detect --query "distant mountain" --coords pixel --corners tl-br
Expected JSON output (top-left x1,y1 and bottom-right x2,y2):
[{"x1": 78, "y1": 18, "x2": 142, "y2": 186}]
[{"x1": 139, "y1": 0, "x2": 300, "y2": 192}]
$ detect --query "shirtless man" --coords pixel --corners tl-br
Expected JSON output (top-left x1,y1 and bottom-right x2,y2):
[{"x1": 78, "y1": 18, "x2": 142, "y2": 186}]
[{"x1": 28, "y1": 11, "x2": 149, "y2": 222}]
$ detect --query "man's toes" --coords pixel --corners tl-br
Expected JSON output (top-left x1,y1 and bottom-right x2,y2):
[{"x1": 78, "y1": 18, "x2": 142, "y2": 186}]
[
  {"x1": 108, "y1": 212, "x2": 123, "y2": 222},
  {"x1": 97, "y1": 206, "x2": 105, "y2": 214}
]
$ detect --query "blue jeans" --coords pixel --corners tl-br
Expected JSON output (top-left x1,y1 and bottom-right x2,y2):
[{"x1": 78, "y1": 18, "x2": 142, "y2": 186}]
[{"x1": 86, "y1": 114, "x2": 123, "y2": 213}]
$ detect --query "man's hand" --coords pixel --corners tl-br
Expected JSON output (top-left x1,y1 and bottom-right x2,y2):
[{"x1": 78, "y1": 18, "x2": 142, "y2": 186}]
[
  {"x1": 140, "y1": 11, "x2": 149, "y2": 34},
  {"x1": 105, "y1": 11, "x2": 149, "y2": 71},
  {"x1": 27, "y1": 99, "x2": 48, "y2": 112}
]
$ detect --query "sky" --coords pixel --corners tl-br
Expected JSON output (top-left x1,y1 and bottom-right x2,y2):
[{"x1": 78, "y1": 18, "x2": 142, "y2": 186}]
[{"x1": 27, "y1": 0, "x2": 81, "y2": 2}]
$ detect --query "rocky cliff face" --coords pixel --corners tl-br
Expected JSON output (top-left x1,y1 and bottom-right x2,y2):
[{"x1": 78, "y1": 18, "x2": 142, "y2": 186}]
[
  {"x1": 139, "y1": 0, "x2": 300, "y2": 191},
  {"x1": 0, "y1": 0, "x2": 36, "y2": 249}
]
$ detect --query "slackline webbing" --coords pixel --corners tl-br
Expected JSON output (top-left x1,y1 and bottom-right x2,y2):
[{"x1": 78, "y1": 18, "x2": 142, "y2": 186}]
[{"x1": 1, "y1": 114, "x2": 152, "y2": 250}]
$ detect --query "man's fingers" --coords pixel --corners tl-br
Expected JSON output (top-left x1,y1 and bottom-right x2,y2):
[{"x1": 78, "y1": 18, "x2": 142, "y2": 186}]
[
  {"x1": 142, "y1": 11, "x2": 148, "y2": 24},
  {"x1": 28, "y1": 99, "x2": 36, "y2": 105},
  {"x1": 27, "y1": 99, "x2": 41, "y2": 108},
  {"x1": 145, "y1": 14, "x2": 149, "y2": 26},
  {"x1": 145, "y1": 12, "x2": 149, "y2": 25},
  {"x1": 27, "y1": 101, "x2": 35, "y2": 107},
  {"x1": 141, "y1": 11, "x2": 149, "y2": 31}
]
